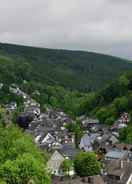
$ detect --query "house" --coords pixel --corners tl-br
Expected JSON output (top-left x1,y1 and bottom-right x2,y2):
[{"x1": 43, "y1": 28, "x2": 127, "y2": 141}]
[
  {"x1": 93, "y1": 133, "x2": 112, "y2": 152},
  {"x1": 105, "y1": 159, "x2": 132, "y2": 184},
  {"x1": 81, "y1": 117, "x2": 99, "y2": 129},
  {"x1": 51, "y1": 142, "x2": 62, "y2": 150},
  {"x1": 59, "y1": 143, "x2": 79, "y2": 159},
  {"x1": 82, "y1": 175, "x2": 105, "y2": 184},
  {"x1": 118, "y1": 123, "x2": 127, "y2": 129},
  {"x1": 111, "y1": 131, "x2": 119, "y2": 138},
  {"x1": 41, "y1": 133, "x2": 55, "y2": 145},
  {"x1": 5, "y1": 102, "x2": 17, "y2": 111},
  {"x1": 9, "y1": 85, "x2": 20, "y2": 94},
  {"x1": 109, "y1": 135, "x2": 119, "y2": 145},
  {"x1": 79, "y1": 134, "x2": 93, "y2": 152},
  {"x1": 113, "y1": 144, "x2": 132, "y2": 161},
  {"x1": 47, "y1": 150, "x2": 65, "y2": 176},
  {"x1": 79, "y1": 133, "x2": 98, "y2": 152},
  {"x1": 35, "y1": 134, "x2": 41, "y2": 143},
  {"x1": 29, "y1": 107, "x2": 40, "y2": 117},
  {"x1": 52, "y1": 176, "x2": 84, "y2": 184},
  {"x1": 105, "y1": 150, "x2": 128, "y2": 161},
  {"x1": 112, "y1": 113, "x2": 130, "y2": 131},
  {"x1": 95, "y1": 134, "x2": 109, "y2": 145},
  {"x1": 115, "y1": 113, "x2": 130, "y2": 125},
  {"x1": 52, "y1": 175, "x2": 105, "y2": 184},
  {"x1": 24, "y1": 99, "x2": 40, "y2": 117},
  {"x1": 114, "y1": 143, "x2": 132, "y2": 151},
  {"x1": 120, "y1": 112, "x2": 130, "y2": 124}
]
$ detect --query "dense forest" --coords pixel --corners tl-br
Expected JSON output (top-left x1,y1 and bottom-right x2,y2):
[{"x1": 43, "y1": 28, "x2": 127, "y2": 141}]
[{"x1": 0, "y1": 43, "x2": 132, "y2": 92}]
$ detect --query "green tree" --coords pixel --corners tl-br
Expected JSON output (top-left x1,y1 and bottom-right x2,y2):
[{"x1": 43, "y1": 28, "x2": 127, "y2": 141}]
[
  {"x1": 113, "y1": 96, "x2": 128, "y2": 114},
  {"x1": 74, "y1": 121, "x2": 83, "y2": 148},
  {"x1": 96, "y1": 107, "x2": 108, "y2": 123},
  {"x1": 0, "y1": 125, "x2": 50, "y2": 184},
  {"x1": 0, "y1": 153, "x2": 49, "y2": 184},
  {"x1": 119, "y1": 127, "x2": 127, "y2": 142},
  {"x1": 74, "y1": 152, "x2": 101, "y2": 177},
  {"x1": 119, "y1": 125, "x2": 132, "y2": 144},
  {"x1": 62, "y1": 159, "x2": 73, "y2": 175},
  {"x1": 0, "y1": 107, "x2": 6, "y2": 124},
  {"x1": 65, "y1": 120, "x2": 83, "y2": 148}
]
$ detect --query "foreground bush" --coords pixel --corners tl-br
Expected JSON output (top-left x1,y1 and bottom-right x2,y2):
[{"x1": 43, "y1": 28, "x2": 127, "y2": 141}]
[{"x1": 0, "y1": 125, "x2": 50, "y2": 184}]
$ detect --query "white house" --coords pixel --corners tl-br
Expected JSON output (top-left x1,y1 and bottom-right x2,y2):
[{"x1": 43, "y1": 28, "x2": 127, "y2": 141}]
[
  {"x1": 47, "y1": 150, "x2": 64, "y2": 175},
  {"x1": 79, "y1": 134, "x2": 93, "y2": 152}
]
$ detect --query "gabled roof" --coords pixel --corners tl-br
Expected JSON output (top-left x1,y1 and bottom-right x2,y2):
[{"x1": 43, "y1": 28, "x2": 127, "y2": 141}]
[
  {"x1": 79, "y1": 133, "x2": 98, "y2": 151},
  {"x1": 60, "y1": 144, "x2": 79, "y2": 159},
  {"x1": 109, "y1": 135, "x2": 119, "y2": 144},
  {"x1": 42, "y1": 133, "x2": 55, "y2": 144},
  {"x1": 48, "y1": 150, "x2": 64, "y2": 172}
]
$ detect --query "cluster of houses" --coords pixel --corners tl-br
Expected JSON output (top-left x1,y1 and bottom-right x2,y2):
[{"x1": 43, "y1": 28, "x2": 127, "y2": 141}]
[
  {"x1": 2, "y1": 83, "x2": 132, "y2": 184},
  {"x1": 25, "y1": 108, "x2": 132, "y2": 184},
  {"x1": 8, "y1": 83, "x2": 41, "y2": 115},
  {"x1": 48, "y1": 114, "x2": 132, "y2": 184}
]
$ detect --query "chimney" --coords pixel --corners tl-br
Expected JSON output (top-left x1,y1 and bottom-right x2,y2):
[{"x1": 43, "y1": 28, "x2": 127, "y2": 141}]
[
  {"x1": 71, "y1": 135, "x2": 75, "y2": 144},
  {"x1": 121, "y1": 160, "x2": 124, "y2": 169}
]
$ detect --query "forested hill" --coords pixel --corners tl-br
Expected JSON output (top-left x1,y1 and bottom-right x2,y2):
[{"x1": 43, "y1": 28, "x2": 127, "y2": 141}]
[
  {"x1": 0, "y1": 42, "x2": 132, "y2": 92},
  {"x1": 82, "y1": 72, "x2": 132, "y2": 125}
]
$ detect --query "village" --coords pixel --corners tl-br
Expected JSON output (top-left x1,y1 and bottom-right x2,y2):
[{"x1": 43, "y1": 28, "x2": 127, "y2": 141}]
[{"x1": 2, "y1": 83, "x2": 132, "y2": 184}]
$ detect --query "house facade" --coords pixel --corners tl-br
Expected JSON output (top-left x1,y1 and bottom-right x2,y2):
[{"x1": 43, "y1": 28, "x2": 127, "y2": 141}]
[{"x1": 47, "y1": 150, "x2": 65, "y2": 176}]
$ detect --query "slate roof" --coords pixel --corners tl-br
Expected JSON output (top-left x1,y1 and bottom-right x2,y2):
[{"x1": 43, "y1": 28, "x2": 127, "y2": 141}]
[
  {"x1": 41, "y1": 133, "x2": 55, "y2": 144},
  {"x1": 79, "y1": 133, "x2": 98, "y2": 152},
  {"x1": 105, "y1": 150, "x2": 128, "y2": 160},
  {"x1": 59, "y1": 144, "x2": 80, "y2": 159},
  {"x1": 79, "y1": 134, "x2": 92, "y2": 152},
  {"x1": 115, "y1": 143, "x2": 132, "y2": 151},
  {"x1": 27, "y1": 109, "x2": 73, "y2": 145},
  {"x1": 105, "y1": 160, "x2": 132, "y2": 184},
  {"x1": 109, "y1": 135, "x2": 119, "y2": 144}
]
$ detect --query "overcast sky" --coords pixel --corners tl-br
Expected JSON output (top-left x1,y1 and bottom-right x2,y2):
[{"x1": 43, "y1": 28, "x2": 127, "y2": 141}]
[{"x1": 0, "y1": 0, "x2": 132, "y2": 59}]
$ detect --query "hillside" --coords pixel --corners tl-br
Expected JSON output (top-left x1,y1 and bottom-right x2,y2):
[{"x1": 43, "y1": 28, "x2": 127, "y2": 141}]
[
  {"x1": 0, "y1": 43, "x2": 132, "y2": 92},
  {"x1": 82, "y1": 72, "x2": 132, "y2": 125}
]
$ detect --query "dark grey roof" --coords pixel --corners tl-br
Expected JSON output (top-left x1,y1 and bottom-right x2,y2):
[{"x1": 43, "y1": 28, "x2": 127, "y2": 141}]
[
  {"x1": 59, "y1": 144, "x2": 80, "y2": 159},
  {"x1": 105, "y1": 150, "x2": 127, "y2": 159}
]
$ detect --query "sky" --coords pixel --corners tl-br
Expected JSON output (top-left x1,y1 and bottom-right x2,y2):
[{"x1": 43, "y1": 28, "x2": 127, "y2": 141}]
[{"x1": 0, "y1": 0, "x2": 132, "y2": 59}]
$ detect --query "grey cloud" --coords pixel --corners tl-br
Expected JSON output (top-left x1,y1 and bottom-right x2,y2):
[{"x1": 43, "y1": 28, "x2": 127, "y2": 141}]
[{"x1": 0, "y1": 0, "x2": 132, "y2": 59}]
